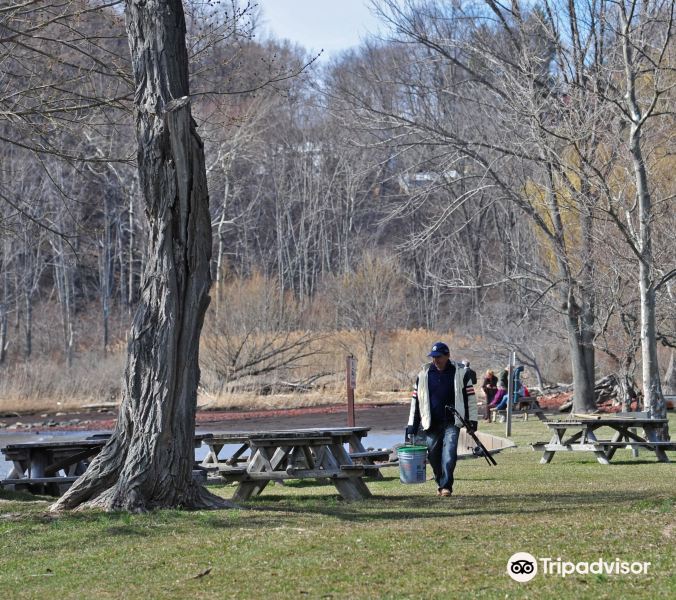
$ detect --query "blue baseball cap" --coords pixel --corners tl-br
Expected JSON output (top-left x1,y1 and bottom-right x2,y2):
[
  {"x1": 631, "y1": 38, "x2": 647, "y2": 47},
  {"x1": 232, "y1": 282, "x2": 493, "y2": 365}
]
[{"x1": 428, "y1": 342, "x2": 449, "y2": 357}]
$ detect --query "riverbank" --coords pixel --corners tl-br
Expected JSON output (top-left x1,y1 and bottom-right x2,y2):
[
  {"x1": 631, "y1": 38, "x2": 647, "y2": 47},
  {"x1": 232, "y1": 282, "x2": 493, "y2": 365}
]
[{"x1": 0, "y1": 402, "x2": 411, "y2": 434}]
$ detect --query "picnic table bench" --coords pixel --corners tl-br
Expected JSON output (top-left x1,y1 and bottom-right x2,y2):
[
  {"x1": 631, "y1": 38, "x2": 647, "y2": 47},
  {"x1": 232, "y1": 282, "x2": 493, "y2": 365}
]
[
  {"x1": 1, "y1": 433, "x2": 210, "y2": 495},
  {"x1": 531, "y1": 415, "x2": 673, "y2": 464},
  {"x1": 200, "y1": 427, "x2": 386, "y2": 501}
]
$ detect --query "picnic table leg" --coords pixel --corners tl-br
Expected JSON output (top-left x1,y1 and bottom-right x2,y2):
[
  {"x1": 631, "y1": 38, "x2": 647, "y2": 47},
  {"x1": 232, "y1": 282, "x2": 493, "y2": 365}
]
[
  {"x1": 329, "y1": 443, "x2": 372, "y2": 501},
  {"x1": 232, "y1": 446, "x2": 292, "y2": 501},
  {"x1": 7, "y1": 461, "x2": 26, "y2": 480},
  {"x1": 540, "y1": 429, "x2": 565, "y2": 464},
  {"x1": 583, "y1": 429, "x2": 611, "y2": 465},
  {"x1": 289, "y1": 446, "x2": 308, "y2": 469},
  {"x1": 540, "y1": 451, "x2": 555, "y2": 464},
  {"x1": 232, "y1": 481, "x2": 259, "y2": 501},
  {"x1": 201, "y1": 443, "x2": 224, "y2": 467},
  {"x1": 347, "y1": 433, "x2": 384, "y2": 480},
  {"x1": 312, "y1": 446, "x2": 333, "y2": 469},
  {"x1": 643, "y1": 427, "x2": 671, "y2": 463},
  {"x1": 301, "y1": 446, "x2": 315, "y2": 469},
  {"x1": 654, "y1": 448, "x2": 670, "y2": 463},
  {"x1": 347, "y1": 433, "x2": 367, "y2": 454},
  {"x1": 318, "y1": 442, "x2": 371, "y2": 499},
  {"x1": 225, "y1": 444, "x2": 250, "y2": 467},
  {"x1": 604, "y1": 429, "x2": 625, "y2": 461},
  {"x1": 28, "y1": 451, "x2": 50, "y2": 495},
  {"x1": 232, "y1": 447, "x2": 272, "y2": 500},
  {"x1": 64, "y1": 463, "x2": 84, "y2": 479},
  {"x1": 333, "y1": 477, "x2": 373, "y2": 501}
]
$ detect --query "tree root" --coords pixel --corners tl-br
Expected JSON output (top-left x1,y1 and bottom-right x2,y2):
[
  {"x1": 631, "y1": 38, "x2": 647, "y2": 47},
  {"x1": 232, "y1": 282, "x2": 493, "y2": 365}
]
[{"x1": 52, "y1": 479, "x2": 236, "y2": 513}]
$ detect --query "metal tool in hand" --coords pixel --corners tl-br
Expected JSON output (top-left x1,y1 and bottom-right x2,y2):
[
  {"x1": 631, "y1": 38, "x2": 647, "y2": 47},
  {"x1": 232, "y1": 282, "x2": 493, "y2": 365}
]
[{"x1": 445, "y1": 405, "x2": 497, "y2": 466}]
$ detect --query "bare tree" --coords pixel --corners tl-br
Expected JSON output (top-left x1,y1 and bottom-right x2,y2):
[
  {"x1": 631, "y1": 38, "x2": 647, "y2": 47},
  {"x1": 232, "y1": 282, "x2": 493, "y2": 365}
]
[
  {"x1": 201, "y1": 272, "x2": 325, "y2": 392},
  {"x1": 326, "y1": 251, "x2": 406, "y2": 380},
  {"x1": 340, "y1": 1, "x2": 602, "y2": 410},
  {"x1": 52, "y1": 0, "x2": 229, "y2": 511},
  {"x1": 613, "y1": 1, "x2": 674, "y2": 421},
  {"x1": 342, "y1": 0, "x2": 675, "y2": 414}
]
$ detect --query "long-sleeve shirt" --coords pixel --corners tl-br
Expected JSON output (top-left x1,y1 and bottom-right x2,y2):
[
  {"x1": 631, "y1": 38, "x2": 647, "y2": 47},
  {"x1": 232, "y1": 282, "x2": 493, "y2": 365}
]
[
  {"x1": 408, "y1": 361, "x2": 478, "y2": 431},
  {"x1": 426, "y1": 362, "x2": 455, "y2": 425}
]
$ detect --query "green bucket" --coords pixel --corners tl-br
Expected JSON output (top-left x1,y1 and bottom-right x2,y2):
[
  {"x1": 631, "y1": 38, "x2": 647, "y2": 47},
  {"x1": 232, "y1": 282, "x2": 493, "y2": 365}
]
[{"x1": 397, "y1": 445, "x2": 427, "y2": 484}]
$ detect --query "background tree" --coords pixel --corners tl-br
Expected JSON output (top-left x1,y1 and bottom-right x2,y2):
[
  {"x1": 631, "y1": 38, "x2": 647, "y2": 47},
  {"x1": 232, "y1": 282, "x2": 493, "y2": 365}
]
[
  {"x1": 326, "y1": 252, "x2": 406, "y2": 380},
  {"x1": 201, "y1": 272, "x2": 325, "y2": 392}
]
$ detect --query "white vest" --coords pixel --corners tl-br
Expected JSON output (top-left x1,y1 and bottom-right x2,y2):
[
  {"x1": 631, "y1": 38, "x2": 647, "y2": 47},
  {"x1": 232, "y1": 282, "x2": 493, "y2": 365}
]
[{"x1": 408, "y1": 362, "x2": 477, "y2": 430}]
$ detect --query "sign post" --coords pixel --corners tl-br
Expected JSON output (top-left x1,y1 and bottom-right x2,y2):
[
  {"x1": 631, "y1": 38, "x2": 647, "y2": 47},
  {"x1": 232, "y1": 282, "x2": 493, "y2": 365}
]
[{"x1": 346, "y1": 355, "x2": 357, "y2": 426}]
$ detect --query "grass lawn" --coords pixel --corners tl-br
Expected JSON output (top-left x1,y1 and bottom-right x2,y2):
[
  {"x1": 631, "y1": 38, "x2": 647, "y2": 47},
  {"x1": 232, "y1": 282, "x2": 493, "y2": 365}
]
[{"x1": 1, "y1": 416, "x2": 674, "y2": 599}]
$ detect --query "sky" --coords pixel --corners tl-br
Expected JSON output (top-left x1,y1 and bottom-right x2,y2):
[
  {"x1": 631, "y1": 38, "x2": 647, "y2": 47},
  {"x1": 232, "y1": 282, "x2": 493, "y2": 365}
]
[{"x1": 255, "y1": 0, "x2": 384, "y2": 61}]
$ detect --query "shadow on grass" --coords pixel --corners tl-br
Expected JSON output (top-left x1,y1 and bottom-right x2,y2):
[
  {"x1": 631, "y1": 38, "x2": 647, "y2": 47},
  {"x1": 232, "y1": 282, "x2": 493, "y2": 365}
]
[
  {"x1": 278, "y1": 476, "x2": 401, "y2": 489},
  {"x1": 600, "y1": 459, "x2": 673, "y2": 466},
  {"x1": 240, "y1": 489, "x2": 675, "y2": 523},
  {"x1": 105, "y1": 525, "x2": 148, "y2": 537},
  {"x1": 0, "y1": 488, "x2": 52, "y2": 503},
  {"x1": 3, "y1": 488, "x2": 673, "y2": 547}
]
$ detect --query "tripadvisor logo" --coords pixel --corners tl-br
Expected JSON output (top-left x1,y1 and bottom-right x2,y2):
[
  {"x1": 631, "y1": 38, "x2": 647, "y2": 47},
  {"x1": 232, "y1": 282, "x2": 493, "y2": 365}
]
[
  {"x1": 507, "y1": 552, "x2": 538, "y2": 582},
  {"x1": 507, "y1": 553, "x2": 651, "y2": 582}
]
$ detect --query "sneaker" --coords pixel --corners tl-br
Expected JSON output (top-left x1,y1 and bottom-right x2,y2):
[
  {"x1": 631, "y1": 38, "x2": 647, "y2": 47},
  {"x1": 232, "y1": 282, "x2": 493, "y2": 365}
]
[{"x1": 440, "y1": 488, "x2": 452, "y2": 497}]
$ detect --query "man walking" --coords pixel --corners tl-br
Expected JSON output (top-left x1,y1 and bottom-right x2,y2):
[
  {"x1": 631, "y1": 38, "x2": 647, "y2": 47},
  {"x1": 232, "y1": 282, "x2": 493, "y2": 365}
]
[{"x1": 405, "y1": 342, "x2": 478, "y2": 497}]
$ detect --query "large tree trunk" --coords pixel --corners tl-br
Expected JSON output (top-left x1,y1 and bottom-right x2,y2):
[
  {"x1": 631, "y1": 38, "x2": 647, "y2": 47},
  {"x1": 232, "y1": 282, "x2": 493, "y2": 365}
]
[
  {"x1": 564, "y1": 304, "x2": 597, "y2": 413},
  {"x1": 52, "y1": 0, "x2": 230, "y2": 512},
  {"x1": 621, "y1": 5, "x2": 667, "y2": 430},
  {"x1": 545, "y1": 166, "x2": 596, "y2": 413}
]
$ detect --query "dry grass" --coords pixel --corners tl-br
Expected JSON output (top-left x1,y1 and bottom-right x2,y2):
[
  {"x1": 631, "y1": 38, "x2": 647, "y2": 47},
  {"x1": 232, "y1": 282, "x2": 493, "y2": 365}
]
[
  {"x1": 0, "y1": 353, "x2": 125, "y2": 414},
  {"x1": 0, "y1": 328, "x2": 529, "y2": 414},
  {"x1": 195, "y1": 388, "x2": 411, "y2": 412},
  {"x1": 197, "y1": 328, "x2": 485, "y2": 410}
]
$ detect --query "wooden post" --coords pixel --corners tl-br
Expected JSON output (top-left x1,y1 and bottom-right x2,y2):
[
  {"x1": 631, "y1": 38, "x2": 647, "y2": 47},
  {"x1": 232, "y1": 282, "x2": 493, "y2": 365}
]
[
  {"x1": 346, "y1": 355, "x2": 356, "y2": 426},
  {"x1": 506, "y1": 352, "x2": 516, "y2": 437}
]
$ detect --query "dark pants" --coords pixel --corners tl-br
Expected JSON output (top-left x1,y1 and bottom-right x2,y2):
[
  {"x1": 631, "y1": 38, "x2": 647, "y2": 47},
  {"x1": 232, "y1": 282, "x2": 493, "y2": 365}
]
[{"x1": 425, "y1": 423, "x2": 460, "y2": 492}]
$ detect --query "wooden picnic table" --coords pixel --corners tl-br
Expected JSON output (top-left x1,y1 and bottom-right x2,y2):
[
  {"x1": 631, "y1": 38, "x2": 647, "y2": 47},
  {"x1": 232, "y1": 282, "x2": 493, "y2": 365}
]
[
  {"x1": 532, "y1": 416, "x2": 674, "y2": 464},
  {"x1": 1, "y1": 433, "x2": 211, "y2": 495},
  {"x1": 200, "y1": 427, "x2": 380, "y2": 501}
]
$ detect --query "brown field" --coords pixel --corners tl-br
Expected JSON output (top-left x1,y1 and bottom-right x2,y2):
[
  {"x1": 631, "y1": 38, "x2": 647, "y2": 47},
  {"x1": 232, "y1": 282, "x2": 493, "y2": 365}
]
[{"x1": 0, "y1": 328, "x2": 559, "y2": 415}]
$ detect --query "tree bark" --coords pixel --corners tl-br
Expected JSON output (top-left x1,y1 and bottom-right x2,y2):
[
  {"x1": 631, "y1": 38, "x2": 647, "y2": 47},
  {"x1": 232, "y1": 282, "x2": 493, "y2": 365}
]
[
  {"x1": 51, "y1": 0, "x2": 230, "y2": 512},
  {"x1": 0, "y1": 241, "x2": 8, "y2": 364},
  {"x1": 620, "y1": 4, "x2": 667, "y2": 428},
  {"x1": 545, "y1": 166, "x2": 596, "y2": 413},
  {"x1": 99, "y1": 190, "x2": 112, "y2": 355}
]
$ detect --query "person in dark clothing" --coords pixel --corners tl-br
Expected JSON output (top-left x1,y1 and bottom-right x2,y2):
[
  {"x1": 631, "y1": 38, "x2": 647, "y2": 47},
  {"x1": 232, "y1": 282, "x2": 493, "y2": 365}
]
[
  {"x1": 462, "y1": 360, "x2": 477, "y2": 386},
  {"x1": 498, "y1": 366, "x2": 509, "y2": 390},
  {"x1": 405, "y1": 342, "x2": 478, "y2": 497},
  {"x1": 481, "y1": 370, "x2": 498, "y2": 420}
]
